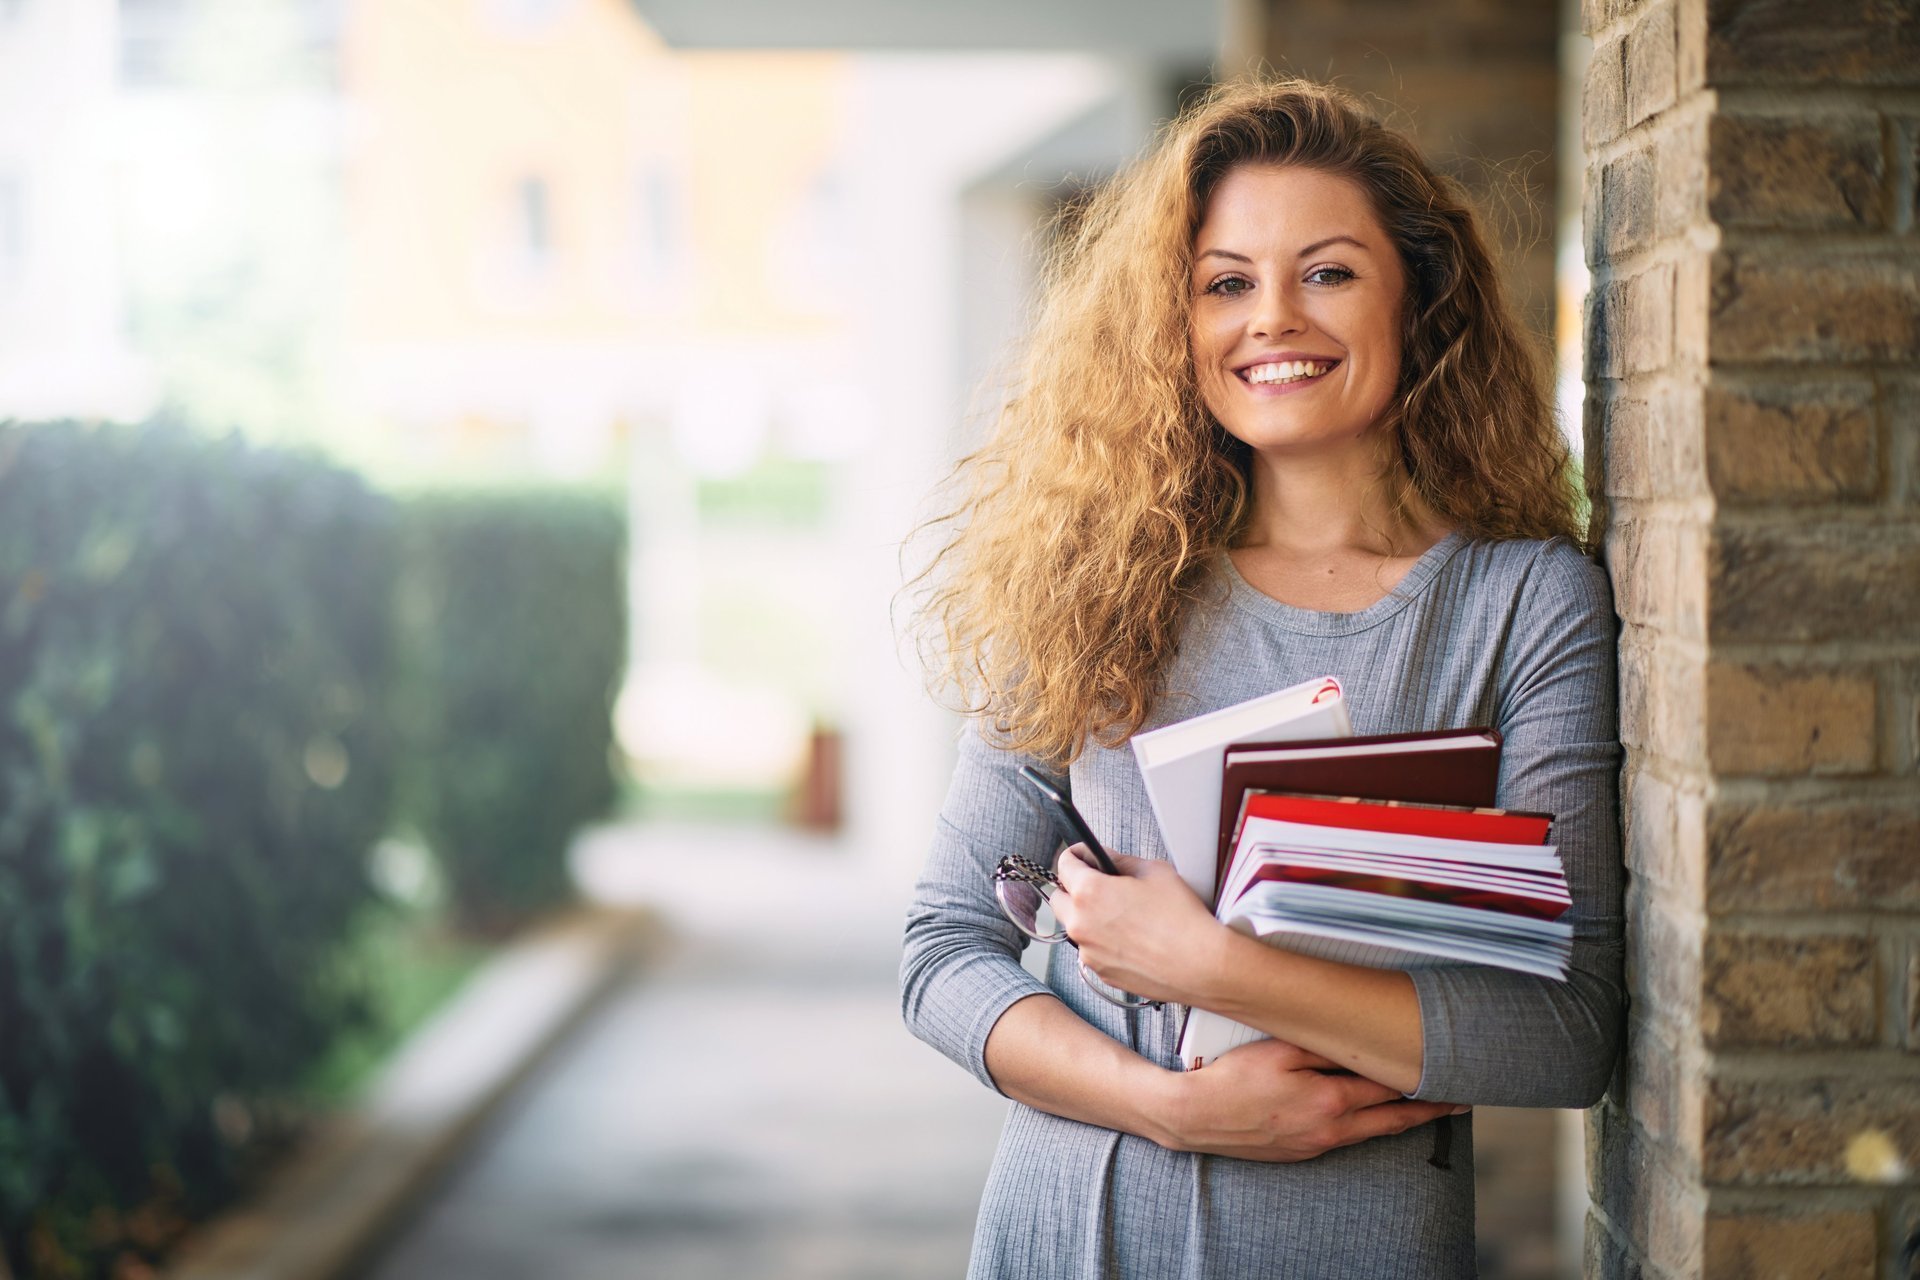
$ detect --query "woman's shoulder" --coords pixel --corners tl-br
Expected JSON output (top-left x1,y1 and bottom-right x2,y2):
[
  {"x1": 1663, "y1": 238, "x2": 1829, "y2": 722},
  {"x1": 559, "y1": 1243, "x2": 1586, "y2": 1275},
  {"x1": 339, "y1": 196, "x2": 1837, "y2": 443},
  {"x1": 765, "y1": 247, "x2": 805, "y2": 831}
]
[{"x1": 1447, "y1": 534, "x2": 1611, "y2": 614}]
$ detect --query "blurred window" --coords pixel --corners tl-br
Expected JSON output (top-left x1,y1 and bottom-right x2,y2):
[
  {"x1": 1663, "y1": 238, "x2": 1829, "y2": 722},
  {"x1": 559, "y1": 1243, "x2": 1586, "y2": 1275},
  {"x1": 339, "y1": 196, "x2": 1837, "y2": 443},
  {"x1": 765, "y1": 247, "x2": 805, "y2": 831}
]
[
  {"x1": 118, "y1": 0, "x2": 189, "y2": 87},
  {"x1": 632, "y1": 161, "x2": 681, "y2": 293},
  {"x1": 0, "y1": 172, "x2": 23, "y2": 296},
  {"x1": 517, "y1": 175, "x2": 552, "y2": 265},
  {"x1": 119, "y1": 0, "x2": 339, "y2": 87},
  {"x1": 769, "y1": 167, "x2": 851, "y2": 315}
]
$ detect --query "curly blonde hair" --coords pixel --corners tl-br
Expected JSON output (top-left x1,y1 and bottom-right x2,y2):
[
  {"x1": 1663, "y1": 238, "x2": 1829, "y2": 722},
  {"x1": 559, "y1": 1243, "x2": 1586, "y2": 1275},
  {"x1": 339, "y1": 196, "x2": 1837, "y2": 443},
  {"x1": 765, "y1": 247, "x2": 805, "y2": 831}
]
[{"x1": 911, "y1": 77, "x2": 1581, "y2": 767}]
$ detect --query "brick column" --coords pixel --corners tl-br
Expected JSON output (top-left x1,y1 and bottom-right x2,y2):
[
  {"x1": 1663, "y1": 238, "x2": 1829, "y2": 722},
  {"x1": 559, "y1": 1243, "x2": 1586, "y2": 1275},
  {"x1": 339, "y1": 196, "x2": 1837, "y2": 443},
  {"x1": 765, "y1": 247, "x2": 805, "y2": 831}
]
[{"x1": 1582, "y1": 1, "x2": 1920, "y2": 1276}]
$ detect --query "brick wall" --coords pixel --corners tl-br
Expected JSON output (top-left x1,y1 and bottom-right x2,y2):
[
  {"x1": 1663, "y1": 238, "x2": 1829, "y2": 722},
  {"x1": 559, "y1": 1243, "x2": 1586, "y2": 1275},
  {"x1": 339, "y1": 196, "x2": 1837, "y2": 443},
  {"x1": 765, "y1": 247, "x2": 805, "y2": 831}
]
[{"x1": 1581, "y1": 0, "x2": 1920, "y2": 1276}]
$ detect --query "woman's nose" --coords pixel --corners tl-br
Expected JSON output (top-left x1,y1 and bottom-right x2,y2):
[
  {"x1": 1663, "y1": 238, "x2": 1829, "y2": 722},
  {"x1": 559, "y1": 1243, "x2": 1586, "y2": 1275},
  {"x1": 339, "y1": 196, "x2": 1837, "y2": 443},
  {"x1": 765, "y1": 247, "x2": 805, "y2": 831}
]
[{"x1": 1250, "y1": 284, "x2": 1304, "y2": 340}]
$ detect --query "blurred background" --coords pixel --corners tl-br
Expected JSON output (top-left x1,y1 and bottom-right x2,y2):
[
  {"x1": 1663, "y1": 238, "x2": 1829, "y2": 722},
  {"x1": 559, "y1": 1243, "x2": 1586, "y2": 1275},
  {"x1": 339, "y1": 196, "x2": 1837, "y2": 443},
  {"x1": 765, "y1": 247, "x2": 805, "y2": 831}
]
[{"x1": 0, "y1": 1, "x2": 1595, "y2": 1277}]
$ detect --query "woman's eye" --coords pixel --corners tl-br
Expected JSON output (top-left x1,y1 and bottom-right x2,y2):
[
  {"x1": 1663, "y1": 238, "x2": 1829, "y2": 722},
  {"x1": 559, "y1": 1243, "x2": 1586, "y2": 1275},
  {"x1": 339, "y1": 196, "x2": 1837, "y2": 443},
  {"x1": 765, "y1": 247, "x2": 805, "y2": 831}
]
[
  {"x1": 1306, "y1": 266, "x2": 1356, "y2": 286},
  {"x1": 1203, "y1": 275, "x2": 1252, "y2": 297}
]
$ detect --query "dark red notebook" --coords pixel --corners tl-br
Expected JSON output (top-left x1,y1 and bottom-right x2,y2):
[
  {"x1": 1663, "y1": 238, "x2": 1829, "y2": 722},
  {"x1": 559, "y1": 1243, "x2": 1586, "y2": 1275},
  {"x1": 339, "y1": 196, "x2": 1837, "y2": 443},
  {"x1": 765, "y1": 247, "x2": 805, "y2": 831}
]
[{"x1": 1214, "y1": 728, "x2": 1509, "y2": 890}]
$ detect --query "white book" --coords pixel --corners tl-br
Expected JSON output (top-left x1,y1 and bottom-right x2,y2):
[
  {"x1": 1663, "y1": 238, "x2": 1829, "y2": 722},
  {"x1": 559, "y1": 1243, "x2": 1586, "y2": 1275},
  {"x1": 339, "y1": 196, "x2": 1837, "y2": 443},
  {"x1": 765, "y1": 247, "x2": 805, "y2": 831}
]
[{"x1": 1130, "y1": 675, "x2": 1351, "y2": 905}]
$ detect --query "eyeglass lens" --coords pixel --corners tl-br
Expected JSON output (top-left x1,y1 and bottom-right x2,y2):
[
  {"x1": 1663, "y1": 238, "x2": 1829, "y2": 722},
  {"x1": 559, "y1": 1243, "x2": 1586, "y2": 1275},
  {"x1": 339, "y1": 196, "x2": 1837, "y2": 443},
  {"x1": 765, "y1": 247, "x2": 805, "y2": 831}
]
[
  {"x1": 993, "y1": 856, "x2": 1068, "y2": 943},
  {"x1": 992, "y1": 855, "x2": 1157, "y2": 1009}
]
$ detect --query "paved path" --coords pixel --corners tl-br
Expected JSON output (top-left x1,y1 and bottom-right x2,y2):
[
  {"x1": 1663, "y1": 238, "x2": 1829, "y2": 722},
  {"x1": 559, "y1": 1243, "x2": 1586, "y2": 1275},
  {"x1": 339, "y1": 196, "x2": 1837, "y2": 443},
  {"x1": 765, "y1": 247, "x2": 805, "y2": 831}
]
[{"x1": 354, "y1": 824, "x2": 1008, "y2": 1280}]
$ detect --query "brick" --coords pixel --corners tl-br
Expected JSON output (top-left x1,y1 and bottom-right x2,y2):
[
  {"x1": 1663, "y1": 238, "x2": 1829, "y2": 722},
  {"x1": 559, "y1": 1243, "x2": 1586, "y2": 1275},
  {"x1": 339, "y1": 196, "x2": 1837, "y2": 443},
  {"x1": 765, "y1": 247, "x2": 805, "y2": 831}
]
[
  {"x1": 1896, "y1": 1198, "x2": 1920, "y2": 1280},
  {"x1": 1706, "y1": 797, "x2": 1920, "y2": 912},
  {"x1": 1626, "y1": 4, "x2": 1679, "y2": 126},
  {"x1": 1709, "y1": 520, "x2": 1920, "y2": 644},
  {"x1": 1606, "y1": 514, "x2": 1708, "y2": 636},
  {"x1": 1587, "y1": 37, "x2": 1629, "y2": 149},
  {"x1": 1709, "y1": 113, "x2": 1885, "y2": 230},
  {"x1": 1908, "y1": 943, "x2": 1919, "y2": 1047},
  {"x1": 1618, "y1": 626, "x2": 1708, "y2": 761},
  {"x1": 1626, "y1": 261, "x2": 1676, "y2": 373},
  {"x1": 1586, "y1": 276, "x2": 1622, "y2": 379},
  {"x1": 1629, "y1": 885, "x2": 1703, "y2": 1026},
  {"x1": 1584, "y1": 0, "x2": 1646, "y2": 34},
  {"x1": 1605, "y1": 521, "x2": 1666, "y2": 629},
  {"x1": 1623, "y1": 766, "x2": 1688, "y2": 891},
  {"x1": 1594, "y1": 146, "x2": 1659, "y2": 260},
  {"x1": 1904, "y1": 117, "x2": 1919, "y2": 233},
  {"x1": 1674, "y1": 250, "x2": 1711, "y2": 368},
  {"x1": 1603, "y1": 394, "x2": 1657, "y2": 499},
  {"x1": 1702, "y1": 1204, "x2": 1880, "y2": 1279},
  {"x1": 1585, "y1": 1208, "x2": 1647, "y2": 1280},
  {"x1": 1705, "y1": 1070, "x2": 1920, "y2": 1186},
  {"x1": 1705, "y1": 0, "x2": 1920, "y2": 88},
  {"x1": 1701, "y1": 932, "x2": 1879, "y2": 1048},
  {"x1": 1589, "y1": 1099, "x2": 1708, "y2": 1273},
  {"x1": 1656, "y1": 114, "x2": 1709, "y2": 236},
  {"x1": 1704, "y1": 661, "x2": 1878, "y2": 776},
  {"x1": 1709, "y1": 250, "x2": 1920, "y2": 364},
  {"x1": 1676, "y1": 0, "x2": 1707, "y2": 93},
  {"x1": 1620, "y1": 767, "x2": 1709, "y2": 902},
  {"x1": 1902, "y1": 661, "x2": 1920, "y2": 773},
  {"x1": 1891, "y1": 377, "x2": 1920, "y2": 506},
  {"x1": 1625, "y1": 1013, "x2": 1704, "y2": 1157},
  {"x1": 1703, "y1": 379, "x2": 1878, "y2": 504}
]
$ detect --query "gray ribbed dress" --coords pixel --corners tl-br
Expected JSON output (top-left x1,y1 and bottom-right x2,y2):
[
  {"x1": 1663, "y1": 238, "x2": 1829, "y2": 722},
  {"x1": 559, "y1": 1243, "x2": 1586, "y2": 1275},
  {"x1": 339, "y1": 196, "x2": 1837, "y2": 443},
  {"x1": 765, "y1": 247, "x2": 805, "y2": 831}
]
[{"x1": 900, "y1": 534, "x2": 1625, "y2": 1279}]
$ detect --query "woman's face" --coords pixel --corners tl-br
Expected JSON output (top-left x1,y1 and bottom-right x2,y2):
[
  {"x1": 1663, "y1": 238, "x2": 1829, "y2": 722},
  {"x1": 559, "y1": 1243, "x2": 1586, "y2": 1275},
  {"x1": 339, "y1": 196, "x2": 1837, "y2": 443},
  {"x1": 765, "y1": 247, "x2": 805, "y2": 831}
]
[{"x1": 1189, "y1": 163, "x2": 1406, "y2": 460}]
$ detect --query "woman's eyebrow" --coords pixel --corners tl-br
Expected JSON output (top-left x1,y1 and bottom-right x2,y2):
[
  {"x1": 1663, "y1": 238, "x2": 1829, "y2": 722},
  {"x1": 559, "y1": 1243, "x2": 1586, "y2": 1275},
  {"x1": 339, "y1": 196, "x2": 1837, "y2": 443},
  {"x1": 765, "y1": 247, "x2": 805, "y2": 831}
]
[{"x1": 1195, "y1": 235, "x2": 1371, "y2": 265}]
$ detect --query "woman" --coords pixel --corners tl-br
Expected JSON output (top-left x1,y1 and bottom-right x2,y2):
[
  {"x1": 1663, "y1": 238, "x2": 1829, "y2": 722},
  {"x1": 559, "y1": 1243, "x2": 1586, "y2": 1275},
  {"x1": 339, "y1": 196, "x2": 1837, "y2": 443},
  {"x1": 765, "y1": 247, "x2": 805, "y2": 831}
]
[{"x1": 901, "y1": 78, "x2": 1622, "y2": 1279}]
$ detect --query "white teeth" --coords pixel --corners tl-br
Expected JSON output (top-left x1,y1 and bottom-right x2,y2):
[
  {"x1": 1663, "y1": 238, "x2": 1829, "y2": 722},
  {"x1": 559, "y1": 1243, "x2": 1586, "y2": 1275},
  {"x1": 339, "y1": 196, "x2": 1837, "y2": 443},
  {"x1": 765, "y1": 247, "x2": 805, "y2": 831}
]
[{"x1": 1244, "y1": 359, "x2": 1333, "y2": 385}]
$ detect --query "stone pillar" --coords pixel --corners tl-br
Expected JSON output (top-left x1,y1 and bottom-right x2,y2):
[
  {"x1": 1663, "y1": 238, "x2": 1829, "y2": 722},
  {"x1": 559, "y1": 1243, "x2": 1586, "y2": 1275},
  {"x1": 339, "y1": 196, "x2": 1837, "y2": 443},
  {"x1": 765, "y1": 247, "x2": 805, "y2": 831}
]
[
  {"x1": 1581, "y1": 0, "x2": 1920, "y2": 1276},
  {"x1": 1233, "y1": 0, "x2": 1563, "y2": 338}
]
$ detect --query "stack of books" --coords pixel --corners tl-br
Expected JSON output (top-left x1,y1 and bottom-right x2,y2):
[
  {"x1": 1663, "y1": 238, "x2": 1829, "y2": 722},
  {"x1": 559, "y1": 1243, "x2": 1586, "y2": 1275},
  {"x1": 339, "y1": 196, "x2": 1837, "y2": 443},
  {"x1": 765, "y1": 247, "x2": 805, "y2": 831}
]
[{"x1": 1131, "y1": 679, "x2": 1571, "y2": 1069}]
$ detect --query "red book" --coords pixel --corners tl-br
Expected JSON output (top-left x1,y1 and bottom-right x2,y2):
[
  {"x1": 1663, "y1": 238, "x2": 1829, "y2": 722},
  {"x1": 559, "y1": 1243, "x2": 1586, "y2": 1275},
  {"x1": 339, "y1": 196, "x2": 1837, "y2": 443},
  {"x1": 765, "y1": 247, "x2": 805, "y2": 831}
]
[{"x1": 1215, "y1": 728, "x2": 1508, "y2": 890}]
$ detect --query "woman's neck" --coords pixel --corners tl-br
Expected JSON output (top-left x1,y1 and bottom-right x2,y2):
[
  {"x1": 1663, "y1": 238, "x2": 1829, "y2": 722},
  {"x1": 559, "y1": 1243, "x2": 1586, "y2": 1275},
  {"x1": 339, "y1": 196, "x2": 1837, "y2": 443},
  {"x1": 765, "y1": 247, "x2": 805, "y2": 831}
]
[{"x1": 1237, "y1": 437, "x2": 1445, "y2": 558}]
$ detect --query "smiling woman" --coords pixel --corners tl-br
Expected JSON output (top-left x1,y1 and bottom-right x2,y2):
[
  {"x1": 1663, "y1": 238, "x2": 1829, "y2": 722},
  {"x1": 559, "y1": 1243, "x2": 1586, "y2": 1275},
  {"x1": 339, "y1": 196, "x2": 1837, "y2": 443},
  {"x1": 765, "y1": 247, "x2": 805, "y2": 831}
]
[{"x1": 902, "y1": 78, "x2": 1620, "y2": 1280}]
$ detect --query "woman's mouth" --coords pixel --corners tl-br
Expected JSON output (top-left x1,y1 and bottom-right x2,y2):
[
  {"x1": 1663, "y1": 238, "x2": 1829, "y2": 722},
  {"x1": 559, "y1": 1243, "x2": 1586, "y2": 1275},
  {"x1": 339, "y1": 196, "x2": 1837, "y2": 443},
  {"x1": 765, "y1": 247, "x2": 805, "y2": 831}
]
[{"x1": 1238, "y1": 358, "x2": 1339, "y2": 387}]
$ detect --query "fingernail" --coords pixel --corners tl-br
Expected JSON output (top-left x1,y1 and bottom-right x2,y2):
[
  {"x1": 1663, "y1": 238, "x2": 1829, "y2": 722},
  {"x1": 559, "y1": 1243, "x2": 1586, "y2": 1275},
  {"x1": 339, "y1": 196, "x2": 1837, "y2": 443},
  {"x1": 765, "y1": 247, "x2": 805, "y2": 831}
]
[{"x1": 1451, "y1": 1105, "x2": 1472, "y2": 1116}]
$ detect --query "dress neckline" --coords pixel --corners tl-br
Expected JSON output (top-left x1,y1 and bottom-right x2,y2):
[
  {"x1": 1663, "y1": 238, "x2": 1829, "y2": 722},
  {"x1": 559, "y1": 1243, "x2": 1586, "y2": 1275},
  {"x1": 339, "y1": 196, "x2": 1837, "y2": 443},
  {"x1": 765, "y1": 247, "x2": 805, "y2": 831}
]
[{"x1": 1219, "y1": 530, "x2": 1467, "y2": 637}]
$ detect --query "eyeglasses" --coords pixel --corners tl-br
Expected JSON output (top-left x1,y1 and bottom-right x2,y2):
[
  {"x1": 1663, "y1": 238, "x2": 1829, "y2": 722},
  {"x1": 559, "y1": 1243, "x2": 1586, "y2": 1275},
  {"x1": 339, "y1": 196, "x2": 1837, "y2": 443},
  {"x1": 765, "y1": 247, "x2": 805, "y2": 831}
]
[{"x1": 991, "y1": 853, "x2": 1161, "y2": 1009}]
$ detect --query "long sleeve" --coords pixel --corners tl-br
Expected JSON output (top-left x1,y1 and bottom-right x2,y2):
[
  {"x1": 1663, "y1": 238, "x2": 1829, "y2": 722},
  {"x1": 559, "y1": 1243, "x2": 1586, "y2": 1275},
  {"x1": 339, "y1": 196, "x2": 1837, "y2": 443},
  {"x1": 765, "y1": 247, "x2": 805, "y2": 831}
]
[
  {"x1": 1406, "y1": 539, "x2": 1627, "y2": 1107},
  {"x1": 899, "y1": 724, "x2": 1057, "y2": 1092}
]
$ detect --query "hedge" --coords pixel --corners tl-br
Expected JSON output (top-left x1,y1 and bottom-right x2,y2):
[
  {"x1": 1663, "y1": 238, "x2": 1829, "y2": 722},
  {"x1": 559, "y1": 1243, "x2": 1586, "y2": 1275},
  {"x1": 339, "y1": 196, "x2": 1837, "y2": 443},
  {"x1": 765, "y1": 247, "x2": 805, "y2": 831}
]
[
  {"x1": 393, "y1": 491, "x2": 626, "y2": 934},
  {"x1": 0, "y1": 421, "x2": 399, "y2": 1275}
]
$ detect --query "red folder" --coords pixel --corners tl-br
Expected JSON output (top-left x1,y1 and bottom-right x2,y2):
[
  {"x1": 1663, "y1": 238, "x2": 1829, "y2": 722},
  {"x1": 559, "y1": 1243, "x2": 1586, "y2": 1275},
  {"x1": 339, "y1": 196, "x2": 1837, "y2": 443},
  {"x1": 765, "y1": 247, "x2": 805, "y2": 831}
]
[{"x1": 1215, "y1": 728, "x2": 1511, "y2": 889}]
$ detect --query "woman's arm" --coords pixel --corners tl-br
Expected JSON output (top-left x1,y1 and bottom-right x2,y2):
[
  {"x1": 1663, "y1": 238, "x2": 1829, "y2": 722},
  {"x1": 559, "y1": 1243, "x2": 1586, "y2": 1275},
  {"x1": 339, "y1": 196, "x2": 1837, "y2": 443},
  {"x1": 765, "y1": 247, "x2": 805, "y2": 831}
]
[
  {"x1": 982, "y1": 988, "x2": 1461, "y2": 1161},
  {"x1": 1052, "y1": 850, "x2": 1428, "y2": 1093},
  {"x1": 901, "y1": 724, "x2": 1457, "y2": 1157}
]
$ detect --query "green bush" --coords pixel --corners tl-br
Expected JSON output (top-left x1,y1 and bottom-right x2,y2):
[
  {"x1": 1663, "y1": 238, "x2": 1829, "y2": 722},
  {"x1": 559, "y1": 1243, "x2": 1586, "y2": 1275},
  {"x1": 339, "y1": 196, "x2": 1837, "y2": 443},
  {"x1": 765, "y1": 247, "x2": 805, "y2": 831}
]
[
  {"x1": 395, "y1": 492, "x2": 625, "y2": 933},
  {"x1": 0, "y1": 421, "x2": 399, "y2": 1275}
]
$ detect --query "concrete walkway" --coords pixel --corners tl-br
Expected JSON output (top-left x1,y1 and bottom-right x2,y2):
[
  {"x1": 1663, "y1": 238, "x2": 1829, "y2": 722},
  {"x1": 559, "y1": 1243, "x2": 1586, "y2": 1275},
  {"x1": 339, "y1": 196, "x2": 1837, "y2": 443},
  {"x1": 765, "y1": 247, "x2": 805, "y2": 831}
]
[{"x1": 352, "y1": 823, "x2": 1008, "y2": 1280}]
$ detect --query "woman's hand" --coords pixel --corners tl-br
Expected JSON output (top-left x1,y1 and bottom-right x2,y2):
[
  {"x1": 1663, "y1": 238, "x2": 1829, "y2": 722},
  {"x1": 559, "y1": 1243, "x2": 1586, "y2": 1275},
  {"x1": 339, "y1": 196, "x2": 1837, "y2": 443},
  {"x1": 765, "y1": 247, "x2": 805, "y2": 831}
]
[
  {"x1": 1152, "y1": 1039, "x2": 1466, "y2": 1162},
  {"x1": 1050, "y1": 844, "x2": 1229, "y2": 1006}
]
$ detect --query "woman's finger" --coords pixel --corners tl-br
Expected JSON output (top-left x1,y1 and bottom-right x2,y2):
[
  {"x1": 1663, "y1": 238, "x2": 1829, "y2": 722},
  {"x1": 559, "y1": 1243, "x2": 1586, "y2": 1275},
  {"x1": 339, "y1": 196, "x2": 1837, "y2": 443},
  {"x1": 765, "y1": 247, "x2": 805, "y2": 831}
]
[
  {"x1": 1328, "y1": 1098, "x2": 1461, "y2": 1148},
  {"x1": 1053, "y1": 843, "x2": 1100, "y2": 891}
]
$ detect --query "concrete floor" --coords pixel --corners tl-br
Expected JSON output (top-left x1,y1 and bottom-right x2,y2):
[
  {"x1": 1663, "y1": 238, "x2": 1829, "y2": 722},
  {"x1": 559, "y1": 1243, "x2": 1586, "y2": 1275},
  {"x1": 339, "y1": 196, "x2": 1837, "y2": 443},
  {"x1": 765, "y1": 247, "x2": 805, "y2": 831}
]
[{"x1": 352, "y1": 824, "x2": 1008, "y2": 1280}]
